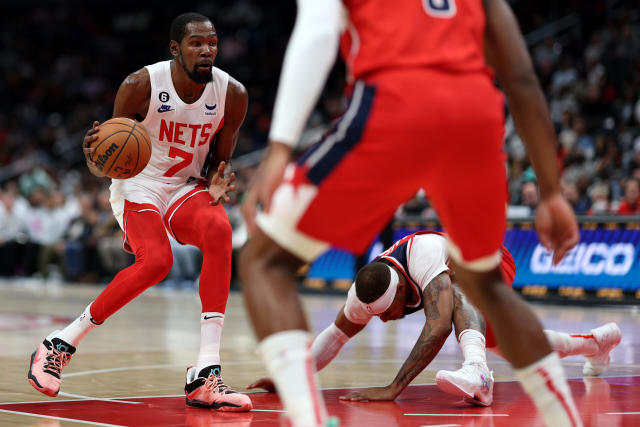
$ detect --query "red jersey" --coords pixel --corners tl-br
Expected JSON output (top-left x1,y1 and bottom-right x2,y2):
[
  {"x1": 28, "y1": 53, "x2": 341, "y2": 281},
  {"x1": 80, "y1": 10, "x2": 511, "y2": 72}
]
[{"x1": 340, "y1": 0, "x2": 490, "y2": 81}]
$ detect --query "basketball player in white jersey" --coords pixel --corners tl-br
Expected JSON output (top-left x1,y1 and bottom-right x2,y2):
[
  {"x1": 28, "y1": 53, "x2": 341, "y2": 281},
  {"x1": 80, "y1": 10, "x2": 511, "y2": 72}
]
[
  {"x1": 28, "y1": 12, "x2": 252, "y2": 411},
  {"x1": 247, "y1": 232, "x2": 621, "y2": 406}
]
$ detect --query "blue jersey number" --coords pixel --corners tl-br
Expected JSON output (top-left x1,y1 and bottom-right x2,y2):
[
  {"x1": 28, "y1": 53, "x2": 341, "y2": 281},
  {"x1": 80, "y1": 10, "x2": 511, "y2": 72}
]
[{"x1": 424, "y1": 0, "x2": 457, "y2": 18}]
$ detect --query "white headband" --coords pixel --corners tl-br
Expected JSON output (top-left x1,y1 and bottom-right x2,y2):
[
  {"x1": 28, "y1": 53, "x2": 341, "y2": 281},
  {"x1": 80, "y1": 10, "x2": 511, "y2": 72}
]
[{"x1": 361, "y1": 265, "x2": 399, "y2": 315}]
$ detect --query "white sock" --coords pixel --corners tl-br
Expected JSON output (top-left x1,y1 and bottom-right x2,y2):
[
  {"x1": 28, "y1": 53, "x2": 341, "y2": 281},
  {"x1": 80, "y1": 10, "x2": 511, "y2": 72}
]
[
  {"x1": 516, "y1": 352, "x2": 583, "y2": 427},
  {"x1": 258, "y1": 330, "x2": 327, "y2": 427},
  {"x1": 196, "y1": 312, "x2": 224, "y2": 373},
  {"x1": 544, "y1": 329, "x2": 599, "y2": 358},
  {"x1": 458, "y1": 329, "x2": 487, "y2": 366},
  {"x1": 55, "y1": 303, "x2": 100, "y2": 347}
]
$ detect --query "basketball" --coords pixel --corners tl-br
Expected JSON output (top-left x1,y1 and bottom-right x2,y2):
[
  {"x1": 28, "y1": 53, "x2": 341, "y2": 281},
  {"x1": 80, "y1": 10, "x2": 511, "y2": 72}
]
[{"x1": 91, "y1": 118, "x2": 152, "y2": 179}]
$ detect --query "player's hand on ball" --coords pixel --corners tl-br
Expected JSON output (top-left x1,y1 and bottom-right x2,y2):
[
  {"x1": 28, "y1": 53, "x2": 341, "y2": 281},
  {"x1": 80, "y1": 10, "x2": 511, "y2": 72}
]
[
  {"x1": 339, "y1": 386, "x2": 398, "y2": 402},
  {"x1": 208, "y1": 161, "x2": 236, "y2": 205},
  {"x1": 82, "y1": 121, "x2": 105, "y2": 177},
  {"x1": 245, "y1": 378, "x2": 276, "y2": 393}
]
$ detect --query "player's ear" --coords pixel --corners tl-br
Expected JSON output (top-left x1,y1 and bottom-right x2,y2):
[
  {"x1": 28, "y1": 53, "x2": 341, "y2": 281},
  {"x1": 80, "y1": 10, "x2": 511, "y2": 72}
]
[
  {"x1": 396, "y1": 276, "x2": 407, "y2": 294},
  {"x1": 169, "y1": 40, "x2": 180, "y2": 58}
]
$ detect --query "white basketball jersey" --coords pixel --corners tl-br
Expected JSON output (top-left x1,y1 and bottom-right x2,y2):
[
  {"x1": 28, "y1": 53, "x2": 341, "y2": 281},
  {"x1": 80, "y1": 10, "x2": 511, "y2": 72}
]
[{"x1": 133, "y1": 60, "x2": 229, "y2": 184}]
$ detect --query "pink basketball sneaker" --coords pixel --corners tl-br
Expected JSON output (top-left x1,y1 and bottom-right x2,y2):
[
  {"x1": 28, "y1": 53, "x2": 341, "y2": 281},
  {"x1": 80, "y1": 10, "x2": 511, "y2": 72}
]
[
  {"x1": 185, "y1": 365, "x2": 252, "y2": 411},
  {"x1": 28, "y1": 331, "x2": 76, "y2": 397},
  {"x1": 435, "y1": 361, "x2": 494, "y2": 406}
]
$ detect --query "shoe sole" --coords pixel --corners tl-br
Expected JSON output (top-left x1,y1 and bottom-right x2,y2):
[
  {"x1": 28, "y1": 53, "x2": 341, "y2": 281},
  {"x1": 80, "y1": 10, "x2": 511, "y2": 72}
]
[
  {"x1": 185, "y1": 397, "x2": 252, "y2": 412},
  {"x1": 27, "y1": 351, "x2": 58, "y2": 397},
  {"x1": 436, "y1": 375, "x2": 492, "y2": 406}
]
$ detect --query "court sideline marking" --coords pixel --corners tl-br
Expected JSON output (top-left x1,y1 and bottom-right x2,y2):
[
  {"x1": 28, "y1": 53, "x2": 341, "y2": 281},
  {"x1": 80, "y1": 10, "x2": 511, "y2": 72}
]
[
  {"x1": 405, "y1": 413, "x2": 508, "y2": 417},
  {"x1": 0, "y1": 409, "x2": 124, "y2": 427},
  {"x1": 58, "y1": 391, "x2": 141, "y2": 404}
]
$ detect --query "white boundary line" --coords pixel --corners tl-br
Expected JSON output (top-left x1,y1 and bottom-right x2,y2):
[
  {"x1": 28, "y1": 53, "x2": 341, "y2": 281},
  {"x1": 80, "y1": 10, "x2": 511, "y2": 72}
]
[
  {"x1": 405, "y1": 413, "x2": 508, "y2": 417},
  {"x1": 606, "y1": 412, "x2": 640, "y2": 415},
  {"x1": 420, "y1": 424, "x2": 461, "y2": 427},
  {"x1": 59, "y1": 362, "x2": 640, "y2": 379},
  {"x1": 3, "y1": 373, "x2": 639, "y2": 406},
  {"x1": 251, "y1": 409, "x2": 286, "y2": 413},
  {"x1": 0, "y1": 409, "x2": 125, "y2": 426},
  {"x1": 58, "y1": 391, "x2": 141, "y2": 405}
]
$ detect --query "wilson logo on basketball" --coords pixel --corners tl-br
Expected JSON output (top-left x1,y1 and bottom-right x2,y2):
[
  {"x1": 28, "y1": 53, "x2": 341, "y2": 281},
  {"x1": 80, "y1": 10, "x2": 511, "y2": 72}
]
[{"x1": 96, "y1": 143, "x2": 119, "y2": 169}]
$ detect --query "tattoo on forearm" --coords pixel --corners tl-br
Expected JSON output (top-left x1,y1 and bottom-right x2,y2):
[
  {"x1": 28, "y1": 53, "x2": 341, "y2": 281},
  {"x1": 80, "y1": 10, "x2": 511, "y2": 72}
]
[
  {"x1": 391, "y1": 273, "x2": 452, "y2": 391},
  {"x1": 392, "y1": 322, "x2": 448, "y2": 391}
]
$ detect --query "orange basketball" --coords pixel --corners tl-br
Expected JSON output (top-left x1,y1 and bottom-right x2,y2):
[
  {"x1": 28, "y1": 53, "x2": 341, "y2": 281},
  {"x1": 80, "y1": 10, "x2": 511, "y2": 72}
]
[{"x1": 91, "y1": 118, "x2": 152, "y2": 179}]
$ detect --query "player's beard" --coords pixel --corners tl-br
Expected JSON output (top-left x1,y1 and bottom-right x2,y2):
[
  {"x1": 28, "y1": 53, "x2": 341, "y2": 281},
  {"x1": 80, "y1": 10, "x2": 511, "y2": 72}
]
[{"x1": 179, "y1": 52, "x2": 213, "y2": 84}]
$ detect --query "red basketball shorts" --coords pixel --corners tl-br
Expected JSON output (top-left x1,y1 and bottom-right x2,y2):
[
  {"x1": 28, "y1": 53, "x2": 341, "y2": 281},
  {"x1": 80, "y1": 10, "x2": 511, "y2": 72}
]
[{"x1": 257, "y1": 68, "x2": 507, "y2": 267}]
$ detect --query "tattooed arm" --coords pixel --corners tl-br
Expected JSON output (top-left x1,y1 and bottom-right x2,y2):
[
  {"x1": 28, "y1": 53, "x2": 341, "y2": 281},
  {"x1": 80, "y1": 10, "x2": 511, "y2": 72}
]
[
  {"x1": 452, "y1": 284, "x2": 486, "y2": 337},
  {"x1": 340, "y1": 272, "x2": 455, "y2": 401}
]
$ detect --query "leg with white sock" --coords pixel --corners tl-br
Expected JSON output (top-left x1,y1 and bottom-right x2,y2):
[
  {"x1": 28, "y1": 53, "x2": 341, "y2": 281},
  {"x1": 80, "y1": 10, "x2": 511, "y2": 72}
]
[
  {"x1": 238, "y1": 229, "x2": 328, "y2": 427},
  {"x1": 28, "y1": 209, "x2": 173, "y2": 397},
  {"x1": 451, "y1": 262, "x2": 582, "y2": 427},
  {"x1": 436, "y1": 287, "x2": 494, "y2": 405},
  {"x1": 169, "y1": 193, "x2": 251, "y2": 411},
  {"x1": 545, "y1": 323, "x2": 621, "y2": 376},
  {"x1": 197, "y1": 313, "x2": 224, "y2": 372}
]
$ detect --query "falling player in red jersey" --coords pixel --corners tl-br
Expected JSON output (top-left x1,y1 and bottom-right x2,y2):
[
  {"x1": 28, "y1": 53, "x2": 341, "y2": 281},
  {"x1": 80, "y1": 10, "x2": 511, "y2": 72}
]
[
  {"x1": 28, "y1": 13, "x2": 252, "y2": 411},
  {"x1": 247, "y1": 231, "x2": 621, "y2": 406},
  {"x1": 239, "y1": 0, "x2": 581, "y2": 425}
]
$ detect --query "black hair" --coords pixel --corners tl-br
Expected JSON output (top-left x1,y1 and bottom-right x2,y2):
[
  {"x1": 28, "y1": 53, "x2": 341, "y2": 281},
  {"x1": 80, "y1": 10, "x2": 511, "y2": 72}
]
[
  {"x1": 170, "y1": 12, "x2": 211, "y2": 43},
  {"x1": 355, "y1": 262, "x2": 391, "y2": 304}
]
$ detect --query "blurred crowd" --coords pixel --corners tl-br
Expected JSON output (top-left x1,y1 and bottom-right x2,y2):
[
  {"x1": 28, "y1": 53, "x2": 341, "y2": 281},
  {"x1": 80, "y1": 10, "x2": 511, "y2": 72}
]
[{"x1": 1, "y1": 0, "x2": 639, "y2": 282}]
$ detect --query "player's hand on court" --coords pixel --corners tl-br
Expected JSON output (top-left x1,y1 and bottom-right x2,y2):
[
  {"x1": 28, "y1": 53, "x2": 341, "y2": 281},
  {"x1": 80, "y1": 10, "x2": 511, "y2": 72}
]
[
  {"x1": 82, "y1": 121, "x2": 106, "y2": 177},
  {"x1": 241, "y1": 142, "x2": 291, "y2": 234},
  {"x1": 339, "y1": 386, "x2": 398, "y2": 402},
  {"x1": 245, "y1": 378, "x2": 276, "y2": 393},
  {"x1": 208, "y1": 161, "x2": 236, "y2": 205},
  {"x1": 535, "y1": 192, "x2": 579, "y2": 265}
]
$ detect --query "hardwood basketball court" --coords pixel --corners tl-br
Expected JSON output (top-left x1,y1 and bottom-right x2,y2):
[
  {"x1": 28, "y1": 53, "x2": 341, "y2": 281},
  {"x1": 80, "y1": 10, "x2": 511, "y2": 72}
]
[{"x1": 1, "y1": 280, "x2": 639, "y2": 426}]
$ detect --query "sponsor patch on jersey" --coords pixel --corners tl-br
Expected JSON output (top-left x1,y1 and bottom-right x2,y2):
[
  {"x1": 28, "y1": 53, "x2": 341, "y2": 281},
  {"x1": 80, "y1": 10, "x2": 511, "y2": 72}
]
[
  {"x1": 205, "y1": 104, "x2": 217, "y2": 116},
  {"x1": 159, "y1": 91, "x2": 170, "y2": 102},
  {"x1": 157, "y1": 104, "x2": 173, "y2": 113}
]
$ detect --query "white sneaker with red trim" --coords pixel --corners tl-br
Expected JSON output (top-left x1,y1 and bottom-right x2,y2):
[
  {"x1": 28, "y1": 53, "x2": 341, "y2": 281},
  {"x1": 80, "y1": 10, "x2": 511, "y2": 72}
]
[
  {"x1": 583, "y1": 322, "x2": 621, "y2": 376},
  {"x1": 435, "y1": 361, "x2": 494, "y2": 406}
]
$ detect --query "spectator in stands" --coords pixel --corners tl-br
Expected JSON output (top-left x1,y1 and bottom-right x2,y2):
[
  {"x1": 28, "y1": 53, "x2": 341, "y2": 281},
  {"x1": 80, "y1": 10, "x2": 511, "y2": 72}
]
[
  {"x1": 521, "y1": 181, "x2": 540, "y2": 213},
  {"x1": 94, "y1": 189, "x2": 132, "y2": 280},
  {"x1": 63, "y1": 192, "x2": 101, "y2": 282},
  {"x1": 562, "y1": 180, "x2": 591, "y2": 215},
  {"x1": 616, "y1": 178, "x2": 640, "y2": 215},
  {"x1": 0, "y1": 183, "x2": 29, "y2": 276},
  {"x1": 588, "y1": 182, "x2": 612, "y2": 215}
]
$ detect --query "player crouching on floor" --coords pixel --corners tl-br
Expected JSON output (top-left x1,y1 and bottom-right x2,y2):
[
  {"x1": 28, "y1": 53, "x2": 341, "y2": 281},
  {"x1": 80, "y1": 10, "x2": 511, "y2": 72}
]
[{"x1": 247, "y1": 231, "x2": 621, "y2": 406}]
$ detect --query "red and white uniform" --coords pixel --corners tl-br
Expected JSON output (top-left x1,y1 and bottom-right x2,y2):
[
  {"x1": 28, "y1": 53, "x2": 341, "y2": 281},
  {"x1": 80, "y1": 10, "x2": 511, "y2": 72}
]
[
  {"x1": 109, "y1": 60, "x2": 228, "y2": 242},
  {"x1": 92, "y1": 60, "x2": 233, "y2": 322},
  {"x1": 260, "y1": 0, "x2": 507, "y2": 270},
  {"x1": 344, "y1": 231, "x2": 516, "y2": 348}
]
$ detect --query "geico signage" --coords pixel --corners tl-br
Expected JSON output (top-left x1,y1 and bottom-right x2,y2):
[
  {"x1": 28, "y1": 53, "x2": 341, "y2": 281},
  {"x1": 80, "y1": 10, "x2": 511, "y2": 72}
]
[{"x1": 530, "y1": 243, "x2": 635, "y2": 276}]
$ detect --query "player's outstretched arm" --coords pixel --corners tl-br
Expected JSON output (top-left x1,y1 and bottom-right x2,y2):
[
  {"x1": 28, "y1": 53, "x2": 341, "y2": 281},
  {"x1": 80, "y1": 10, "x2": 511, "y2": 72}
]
[
  {"x1": 241, "y1": 0, "x2": 342, "y2": 233},
  {"x1": 246, "y1": 304, "x2": 366, "y2": 393},
  {"x1": 340, "y1": 273, "x2": 454, "y2": 401},
  {"x1": 206, "y1": 77, "x2": 248, "y2": 205},
  {"x1": 484, "y1": 0, "x2": 578, "y2": 264}
]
